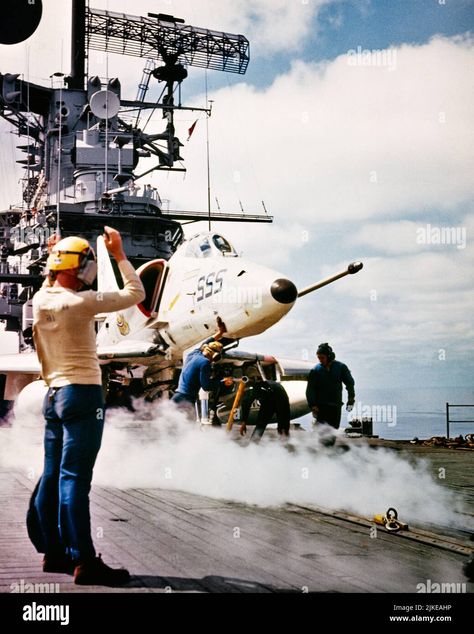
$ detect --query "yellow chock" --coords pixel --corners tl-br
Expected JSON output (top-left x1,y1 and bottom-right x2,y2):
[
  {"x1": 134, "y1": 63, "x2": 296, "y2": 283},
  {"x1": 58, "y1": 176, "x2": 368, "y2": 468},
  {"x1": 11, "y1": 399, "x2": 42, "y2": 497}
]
[{"x1": 373, "y1": 507, "x2": 408, "y2": 532}]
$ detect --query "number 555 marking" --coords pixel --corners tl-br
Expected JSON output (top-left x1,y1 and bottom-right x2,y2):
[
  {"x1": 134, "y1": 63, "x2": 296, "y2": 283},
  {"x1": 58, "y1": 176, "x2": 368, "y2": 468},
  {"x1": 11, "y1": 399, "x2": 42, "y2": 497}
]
[{"x1": 196, "y1": 269, "x2": 227, "y2": 302}]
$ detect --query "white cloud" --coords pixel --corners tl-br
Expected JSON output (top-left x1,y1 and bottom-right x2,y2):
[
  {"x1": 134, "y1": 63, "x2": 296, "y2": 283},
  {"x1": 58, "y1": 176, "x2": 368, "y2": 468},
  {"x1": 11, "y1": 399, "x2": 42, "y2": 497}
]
[
  {"x1": 168, "y1": 35, "x2": 473, "y2": 226},
  {"x1": 159, "y1": 34, "x2": 474, "y2": 387},
  {"x1": 1, "y1": 5, "x2": 473, "y2": 388},
  {"x1": 183, "y1": 220, "x2": 309, "y2": 268},
  {"x1": 350, "y1": 220, "x2": 428, "y2": 254},
  {"x1": 3, "y1": 10, "x2": 472, "y2": 225},
  {"x1": 0, "y1": 0, "x2": 335, "y2": 85},
  {"x1": 0, "y1": 0, "x2": 340, "y2": 208},
  {"x1": 350, "y1": 217, "x2": 472, "y2": 255},
  {"x1": 240, "y1": 209, "x2": 474, "y2": 387},
  {"x1": 316, "y1": 232, "x2": 474, "y2": 360},
  {"x1": 92, "y1": 0, "x2": 334, "y2": 55},
  {"x1": 0, "y1": 3, "x2": 71, "y2": 83}
]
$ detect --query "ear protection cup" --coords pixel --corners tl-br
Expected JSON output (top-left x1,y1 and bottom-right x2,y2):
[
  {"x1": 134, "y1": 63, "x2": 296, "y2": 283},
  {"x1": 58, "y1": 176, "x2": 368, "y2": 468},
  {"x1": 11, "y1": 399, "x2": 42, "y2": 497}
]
[
  {"x1": 76, "y1": 247, "x2": 97, "y2": 286},
  {"x1": 77, "y1": 255, "x2": 97, "y2": 286},
  {"x1": 317, "y1": 342, "x2": 335, "y2": 361}
]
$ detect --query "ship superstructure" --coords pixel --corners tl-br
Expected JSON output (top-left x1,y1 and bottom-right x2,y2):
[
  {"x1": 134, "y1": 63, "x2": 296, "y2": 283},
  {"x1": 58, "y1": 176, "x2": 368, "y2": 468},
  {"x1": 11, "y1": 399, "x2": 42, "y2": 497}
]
[{"x1": 0, "y1": 0, "x2": 270, "y2": 349}]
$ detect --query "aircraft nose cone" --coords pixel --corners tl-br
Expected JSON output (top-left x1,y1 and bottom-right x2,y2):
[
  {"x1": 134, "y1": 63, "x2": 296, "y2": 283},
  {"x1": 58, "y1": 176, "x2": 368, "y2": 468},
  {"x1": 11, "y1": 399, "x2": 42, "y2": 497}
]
[{"x1": 270, "y1": 278, "x2": 298, "y2": 304}]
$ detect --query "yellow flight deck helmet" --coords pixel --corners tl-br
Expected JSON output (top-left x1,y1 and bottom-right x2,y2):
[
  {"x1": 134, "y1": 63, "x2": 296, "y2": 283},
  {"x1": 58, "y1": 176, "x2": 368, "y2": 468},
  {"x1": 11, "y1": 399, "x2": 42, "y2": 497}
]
[
  {"x1": 47, "y1": 236, "x2": 97, "y2": 285},
  {"x1": 202, "y1": 340, "x2": 223, "y2": 361}
]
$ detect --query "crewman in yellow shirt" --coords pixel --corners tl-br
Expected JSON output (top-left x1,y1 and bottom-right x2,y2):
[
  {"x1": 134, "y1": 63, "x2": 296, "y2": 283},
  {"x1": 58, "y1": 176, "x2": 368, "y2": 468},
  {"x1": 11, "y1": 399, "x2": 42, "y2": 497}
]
[{"x1": 33, "y1": 227, "x2": 145, "y2": 586}]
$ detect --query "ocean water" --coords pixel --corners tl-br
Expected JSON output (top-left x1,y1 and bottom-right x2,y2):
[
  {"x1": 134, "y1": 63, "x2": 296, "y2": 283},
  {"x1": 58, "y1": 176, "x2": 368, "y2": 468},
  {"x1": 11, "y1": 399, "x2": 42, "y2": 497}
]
[
  {"x1": 2, "y1": 386, "x2": 473, "y2": 440},
  {"x1": 299, "y1": 386, "x2": 474, "y2": 440}
]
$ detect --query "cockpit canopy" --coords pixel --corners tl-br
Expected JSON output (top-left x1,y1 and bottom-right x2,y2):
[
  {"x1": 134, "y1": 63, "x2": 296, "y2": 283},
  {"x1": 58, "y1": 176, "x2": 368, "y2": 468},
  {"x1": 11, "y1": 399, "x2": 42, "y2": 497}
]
[{"x1": 184, "y1": 233, "x2": 238, "y2": 258}]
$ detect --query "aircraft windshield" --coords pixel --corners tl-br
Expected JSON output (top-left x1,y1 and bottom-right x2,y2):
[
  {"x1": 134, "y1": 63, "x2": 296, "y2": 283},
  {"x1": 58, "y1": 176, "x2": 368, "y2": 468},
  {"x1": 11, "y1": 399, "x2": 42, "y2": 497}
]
[
  {"x1": 212, "y1": 235, "x2": 237, "y2": 256},
  {"x1": 185, "y1": 237, "x2": 212, "y2": 258},
  {"x1": 184, "y1": 234, "x2": 237, "y2": 258}
]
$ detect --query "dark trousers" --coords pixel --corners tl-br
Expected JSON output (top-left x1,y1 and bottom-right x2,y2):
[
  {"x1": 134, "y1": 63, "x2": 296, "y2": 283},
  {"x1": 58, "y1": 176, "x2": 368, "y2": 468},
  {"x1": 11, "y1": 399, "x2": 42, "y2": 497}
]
[
  {"x1": 316, "y1": 404, "x2": 342, "y2": 430},
  {"x1": 252, "y1": 401, "x2": 291, "y2": 439},
  {"x1": 35, "y1": 385, "x2": 104, "y2": 562}
]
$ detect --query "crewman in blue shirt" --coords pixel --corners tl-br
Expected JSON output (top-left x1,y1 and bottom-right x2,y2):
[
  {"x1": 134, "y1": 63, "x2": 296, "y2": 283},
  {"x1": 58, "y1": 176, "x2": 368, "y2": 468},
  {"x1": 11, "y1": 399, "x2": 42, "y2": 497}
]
[
  {"x1": 306, "y1": 343, "x2": 355, "y2": 433},
  {"x1": 171, "y1": 317, "x2": 226, "y2": 416}
]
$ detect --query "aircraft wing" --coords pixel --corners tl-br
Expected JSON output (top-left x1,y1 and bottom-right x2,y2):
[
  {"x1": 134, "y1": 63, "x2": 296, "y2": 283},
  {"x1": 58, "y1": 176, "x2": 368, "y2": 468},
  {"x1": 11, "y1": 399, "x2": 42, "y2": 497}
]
[
  {"x1": 97, "y1": 341, "x2": 164, "y2": 361},
  {"x1": 0, "y1": 353, "x2": 41, "y2": 374},
  {"x1": 0, "y1": 342, "x2": 164, "y2": 373},
  {"x1": 0, "y1": 339, "x2": 167, "y2": 374},
  {"x1": 219, "y1": 349, "x2": 278, "y2": 366},
  {"x1": 220, "y1": 349, "x2": 314, "y2": 376}
]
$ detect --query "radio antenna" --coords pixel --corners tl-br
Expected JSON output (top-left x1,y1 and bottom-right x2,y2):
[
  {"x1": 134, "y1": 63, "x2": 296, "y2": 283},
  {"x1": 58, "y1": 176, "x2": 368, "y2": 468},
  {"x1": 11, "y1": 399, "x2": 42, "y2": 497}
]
[
  {"x1": 205, "y1": 73, "x2": 212, "y2": 231},
  {"x1": 54, "y1": 42, "x2": 65, "y2": 238}
]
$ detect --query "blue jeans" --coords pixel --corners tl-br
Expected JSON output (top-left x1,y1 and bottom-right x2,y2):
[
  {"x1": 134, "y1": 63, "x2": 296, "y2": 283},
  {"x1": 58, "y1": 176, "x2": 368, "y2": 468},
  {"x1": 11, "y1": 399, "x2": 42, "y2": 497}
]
[
  {"x1": 35, "y1": 385, "x2": 104, "y2": 562},
  {"x1": 171, "y1": 392, "x2": 197, "y2": 419}
]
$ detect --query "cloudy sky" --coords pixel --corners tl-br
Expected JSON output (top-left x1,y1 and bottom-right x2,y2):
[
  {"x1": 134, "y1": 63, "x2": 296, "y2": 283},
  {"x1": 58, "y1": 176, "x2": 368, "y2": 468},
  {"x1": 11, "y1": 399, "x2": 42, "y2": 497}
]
[{"x1": 0, "y1": 0, "x2": 473, "y2": 389}]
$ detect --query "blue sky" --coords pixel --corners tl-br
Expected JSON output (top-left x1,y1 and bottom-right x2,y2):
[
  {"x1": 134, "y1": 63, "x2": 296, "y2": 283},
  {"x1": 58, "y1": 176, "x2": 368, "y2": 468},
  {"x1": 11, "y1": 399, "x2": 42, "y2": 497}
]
[
  {"x1": 0, "y1": 1, "x2": 473, "y2": 393},
  {"x1": 313, "y1": 0, "x2": 473, "y2": 58},
  {"x1": 198, "y1": 0, "x2": 474, "y2": 91}
]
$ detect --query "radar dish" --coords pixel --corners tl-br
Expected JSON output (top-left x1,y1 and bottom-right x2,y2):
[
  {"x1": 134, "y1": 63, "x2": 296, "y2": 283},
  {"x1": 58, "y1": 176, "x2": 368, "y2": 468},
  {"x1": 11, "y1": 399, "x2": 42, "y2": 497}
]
[
  {"x1": 89, "y1": 90, "x2": 120, "y2": 120},
  {"x1": 0, "y1": 0, "x2": 43, "y2": 45}
]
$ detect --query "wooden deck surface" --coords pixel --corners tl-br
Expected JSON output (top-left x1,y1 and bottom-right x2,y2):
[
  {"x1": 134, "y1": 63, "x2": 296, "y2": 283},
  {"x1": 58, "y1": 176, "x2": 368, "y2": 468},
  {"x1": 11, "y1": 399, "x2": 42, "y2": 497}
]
[{"x1": 0, "y1": 439, "x2": 472, "y2": 594}]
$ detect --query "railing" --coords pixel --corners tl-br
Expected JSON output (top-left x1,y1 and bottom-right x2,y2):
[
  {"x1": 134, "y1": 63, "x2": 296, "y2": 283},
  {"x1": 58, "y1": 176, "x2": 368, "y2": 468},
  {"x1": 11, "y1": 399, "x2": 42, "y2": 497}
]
[{"x1": 446, "y1": 403, "x2": 474, "y2": 438}]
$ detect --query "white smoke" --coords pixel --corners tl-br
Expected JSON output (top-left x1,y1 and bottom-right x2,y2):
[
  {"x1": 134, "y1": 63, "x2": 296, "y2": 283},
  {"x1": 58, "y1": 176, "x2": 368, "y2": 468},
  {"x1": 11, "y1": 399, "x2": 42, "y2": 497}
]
[
  {"x1": 1, "y1": 397, "x2": 470, "y2": 531},
  {"x1": 95, "y1": 401, "x2": 469, "y2": 529}
]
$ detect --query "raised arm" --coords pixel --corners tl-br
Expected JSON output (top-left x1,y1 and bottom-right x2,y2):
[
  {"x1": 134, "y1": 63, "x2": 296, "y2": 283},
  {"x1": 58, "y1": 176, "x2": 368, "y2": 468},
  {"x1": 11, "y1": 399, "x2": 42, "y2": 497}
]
[{"x1": 211, "y1": 316, "x2": 227, "y2": 342}]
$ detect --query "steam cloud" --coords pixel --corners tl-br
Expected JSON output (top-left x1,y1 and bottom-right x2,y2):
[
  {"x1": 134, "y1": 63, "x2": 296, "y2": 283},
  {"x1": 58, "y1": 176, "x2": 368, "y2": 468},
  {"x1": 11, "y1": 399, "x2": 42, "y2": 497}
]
[{"x1": 1, "y1": 394, "x2": 470, "y2": 531}]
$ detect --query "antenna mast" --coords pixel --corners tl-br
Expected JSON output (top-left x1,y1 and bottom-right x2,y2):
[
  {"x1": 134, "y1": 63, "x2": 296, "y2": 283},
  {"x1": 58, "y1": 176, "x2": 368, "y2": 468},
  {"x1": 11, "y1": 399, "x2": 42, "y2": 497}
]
[
  {"x1": 205, "y1": 73, "x2": 212, "y2": 231},
  {"x1": 69, "y1": 0, "x2": 87, "y2": 90}
]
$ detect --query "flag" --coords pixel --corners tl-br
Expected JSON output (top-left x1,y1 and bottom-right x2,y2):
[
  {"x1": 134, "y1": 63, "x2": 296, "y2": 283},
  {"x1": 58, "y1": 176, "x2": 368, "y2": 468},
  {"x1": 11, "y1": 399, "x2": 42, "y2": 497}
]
[{"x1": 187, "y1": 120, "x2": 198, "y2": 141}]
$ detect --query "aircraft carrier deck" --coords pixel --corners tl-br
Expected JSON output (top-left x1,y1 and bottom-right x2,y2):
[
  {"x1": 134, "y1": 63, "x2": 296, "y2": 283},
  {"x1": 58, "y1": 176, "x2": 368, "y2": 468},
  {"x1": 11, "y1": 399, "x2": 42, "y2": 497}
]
[{"x1": 0, "y1": 437, "x2": 472, "y2": 598}]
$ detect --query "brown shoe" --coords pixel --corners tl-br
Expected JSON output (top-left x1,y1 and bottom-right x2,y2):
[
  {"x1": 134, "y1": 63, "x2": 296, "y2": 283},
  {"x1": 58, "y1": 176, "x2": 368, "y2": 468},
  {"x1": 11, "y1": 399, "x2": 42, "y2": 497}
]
[
  {"x1": 43, "y1": 554, "x2": 75, "y2": 574},
  {"x1": 74, "y1": 554, "x2": 130, "y2": 586}
]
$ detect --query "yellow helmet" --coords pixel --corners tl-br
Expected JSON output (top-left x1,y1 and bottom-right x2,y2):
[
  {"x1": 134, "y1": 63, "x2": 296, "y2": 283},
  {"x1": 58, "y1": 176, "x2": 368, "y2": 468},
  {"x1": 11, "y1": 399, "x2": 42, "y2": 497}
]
[
  {"x1": 202, "y1": 341, "x2": 223, "y2": 360},
  {"x1": 47, "y1": 236, "x2": 91, "y2": 271},
  {"x1": 47, "y1": 236, "x2": 97, "y2": 285}
]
